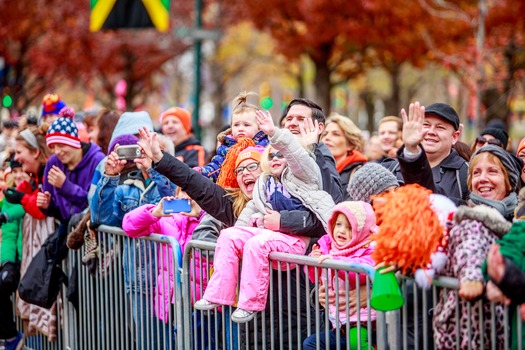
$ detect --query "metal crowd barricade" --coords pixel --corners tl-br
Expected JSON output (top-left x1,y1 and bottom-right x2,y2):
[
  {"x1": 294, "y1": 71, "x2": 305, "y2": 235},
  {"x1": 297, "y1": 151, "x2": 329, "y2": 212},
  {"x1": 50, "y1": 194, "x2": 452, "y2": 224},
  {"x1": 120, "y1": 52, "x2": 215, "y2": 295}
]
[
  {"x1": 12, "y1": 231, "x2": 523, "y2": 350},
  {"x1": 182, "y1": 240, "x2": 381, "y2": 350},
  {"x1": 67, "y1": 225, "x2": 184, "y2": 350},
  {"x1": 12, "y1": 225, "x2": 184, "y2": 350},
  {"x1": 381, "y1": 275, "x2": 523, "y2": 350}
]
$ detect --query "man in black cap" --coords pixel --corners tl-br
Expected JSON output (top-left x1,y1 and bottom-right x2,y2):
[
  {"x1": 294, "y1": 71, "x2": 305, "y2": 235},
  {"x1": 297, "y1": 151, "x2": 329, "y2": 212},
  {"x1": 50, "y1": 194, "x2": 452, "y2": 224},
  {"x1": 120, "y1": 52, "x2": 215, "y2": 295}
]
[{"x1": 395, "y1": 101, "x2": 469, "y2": 203}]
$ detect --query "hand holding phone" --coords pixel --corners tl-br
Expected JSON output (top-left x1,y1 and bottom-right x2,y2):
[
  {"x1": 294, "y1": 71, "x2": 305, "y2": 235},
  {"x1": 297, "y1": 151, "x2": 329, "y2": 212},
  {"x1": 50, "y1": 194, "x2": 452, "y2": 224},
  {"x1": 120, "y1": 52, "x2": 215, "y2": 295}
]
[
  {"x1": 163, "y1": 198, "x2": 192, "y2": 214},
  {"x1": 116, "y1": 145, "x2": 142, "y2": 160}
]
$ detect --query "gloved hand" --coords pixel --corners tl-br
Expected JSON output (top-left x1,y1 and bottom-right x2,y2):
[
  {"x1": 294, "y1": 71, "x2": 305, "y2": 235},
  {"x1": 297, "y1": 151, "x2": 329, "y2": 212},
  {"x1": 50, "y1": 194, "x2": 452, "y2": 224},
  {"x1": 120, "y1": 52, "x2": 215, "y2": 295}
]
[
  {"x1": 0, "y1": 213, "x2": 8, "y2": 226},
  {"x1": 0, "y1": 262, "x2": 20, "y2": 292},
  {"x1": 3, "y1": 187, "x2": 25, "y2": 204}
]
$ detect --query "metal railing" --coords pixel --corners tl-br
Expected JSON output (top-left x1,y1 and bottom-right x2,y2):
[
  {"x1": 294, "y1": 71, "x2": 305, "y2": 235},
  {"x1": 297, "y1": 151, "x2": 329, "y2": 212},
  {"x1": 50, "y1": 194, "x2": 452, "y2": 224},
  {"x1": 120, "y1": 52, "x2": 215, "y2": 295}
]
[{"x1": 13, "y1": 227, "x2": 524, "y2": 350}]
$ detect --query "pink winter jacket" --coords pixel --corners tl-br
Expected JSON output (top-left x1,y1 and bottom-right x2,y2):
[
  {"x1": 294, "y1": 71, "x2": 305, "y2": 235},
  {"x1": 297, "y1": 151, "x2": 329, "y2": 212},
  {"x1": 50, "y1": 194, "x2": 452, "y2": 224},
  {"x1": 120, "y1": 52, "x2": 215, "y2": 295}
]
[
  {"x1": 122, "y1": 204, "x2": 204, "y2": 322},
  {"x1": 306, "y1": 201, "x2": 377, "y2": 327}
]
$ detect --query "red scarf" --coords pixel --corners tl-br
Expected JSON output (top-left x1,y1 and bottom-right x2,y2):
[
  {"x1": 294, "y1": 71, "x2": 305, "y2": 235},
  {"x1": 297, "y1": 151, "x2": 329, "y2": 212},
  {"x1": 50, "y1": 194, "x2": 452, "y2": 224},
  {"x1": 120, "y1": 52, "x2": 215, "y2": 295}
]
[{"x1": 336, "y1": 150, "x2": 368, "y2": 173}]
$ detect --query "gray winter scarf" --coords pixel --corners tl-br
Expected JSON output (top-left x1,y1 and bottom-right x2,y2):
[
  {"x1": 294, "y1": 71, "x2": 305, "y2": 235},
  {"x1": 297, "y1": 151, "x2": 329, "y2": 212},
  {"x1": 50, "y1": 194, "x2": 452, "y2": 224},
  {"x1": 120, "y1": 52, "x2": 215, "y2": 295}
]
[{"x1": 468, "y1": 191, "x2": 518, "y2": 221}]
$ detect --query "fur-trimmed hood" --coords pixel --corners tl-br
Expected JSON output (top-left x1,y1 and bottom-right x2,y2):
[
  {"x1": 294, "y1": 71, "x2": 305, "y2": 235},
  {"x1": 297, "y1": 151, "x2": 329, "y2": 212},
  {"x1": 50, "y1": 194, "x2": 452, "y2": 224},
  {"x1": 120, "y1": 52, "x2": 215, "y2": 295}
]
[{"x1": 454, "y1": 204, "x2": 511, "y2": 238}]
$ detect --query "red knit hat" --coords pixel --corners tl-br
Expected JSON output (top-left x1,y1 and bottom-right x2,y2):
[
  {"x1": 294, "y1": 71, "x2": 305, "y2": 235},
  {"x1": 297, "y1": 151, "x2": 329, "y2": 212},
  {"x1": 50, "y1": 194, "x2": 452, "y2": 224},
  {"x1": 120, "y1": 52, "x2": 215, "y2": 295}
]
[
  {"x1": 46, "y1": 117, "x2": 81, "y2": 149},
  {"x1": 159, "y1": 107, "x2": 192, "y2": 134}
]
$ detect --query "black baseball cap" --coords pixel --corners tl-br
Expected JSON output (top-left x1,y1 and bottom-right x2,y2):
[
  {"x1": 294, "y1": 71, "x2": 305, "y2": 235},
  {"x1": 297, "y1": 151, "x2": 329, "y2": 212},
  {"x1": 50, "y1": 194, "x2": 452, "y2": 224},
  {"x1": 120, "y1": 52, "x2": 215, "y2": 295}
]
[{"x1": 425, "y1": 103, "x2": 460, "y2": 131}]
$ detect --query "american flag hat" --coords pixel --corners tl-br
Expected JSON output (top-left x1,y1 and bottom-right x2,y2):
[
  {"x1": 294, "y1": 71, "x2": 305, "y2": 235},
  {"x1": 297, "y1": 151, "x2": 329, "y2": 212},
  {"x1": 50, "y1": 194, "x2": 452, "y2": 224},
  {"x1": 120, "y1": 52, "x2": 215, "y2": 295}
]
[{"x1": 46, "y1": 117, "x2": 81, "y2": 149}]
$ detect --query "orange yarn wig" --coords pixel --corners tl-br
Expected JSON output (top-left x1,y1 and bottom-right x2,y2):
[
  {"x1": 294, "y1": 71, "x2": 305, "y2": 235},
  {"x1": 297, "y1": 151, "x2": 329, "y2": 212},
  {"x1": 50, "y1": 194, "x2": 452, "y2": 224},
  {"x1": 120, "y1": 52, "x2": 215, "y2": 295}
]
[
  {"x1": 371, "y1": 184, "x2": 444, "y2": 275},
  {"x1": 216, "y1": 137, "x2": 256, "y2": 189}
]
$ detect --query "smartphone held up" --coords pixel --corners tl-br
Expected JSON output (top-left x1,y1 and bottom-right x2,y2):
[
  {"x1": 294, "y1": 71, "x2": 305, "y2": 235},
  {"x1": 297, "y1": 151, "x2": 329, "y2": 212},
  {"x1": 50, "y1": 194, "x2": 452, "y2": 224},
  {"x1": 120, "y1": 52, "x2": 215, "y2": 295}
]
[
  {"x1": 116, "y1": 145, "x2": 142, "y2": 160},
  {"x1": 163, "y1": 198, "x2": 192, "y2": 214}
]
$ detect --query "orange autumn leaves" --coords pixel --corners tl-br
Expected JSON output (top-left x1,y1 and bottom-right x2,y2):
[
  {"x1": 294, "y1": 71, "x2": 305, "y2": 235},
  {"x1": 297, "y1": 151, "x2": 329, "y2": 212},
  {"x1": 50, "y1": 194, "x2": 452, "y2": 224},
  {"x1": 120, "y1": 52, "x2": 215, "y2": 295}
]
[{"x1": 372, "y1": 184, "x2": 444, "y2": 275}]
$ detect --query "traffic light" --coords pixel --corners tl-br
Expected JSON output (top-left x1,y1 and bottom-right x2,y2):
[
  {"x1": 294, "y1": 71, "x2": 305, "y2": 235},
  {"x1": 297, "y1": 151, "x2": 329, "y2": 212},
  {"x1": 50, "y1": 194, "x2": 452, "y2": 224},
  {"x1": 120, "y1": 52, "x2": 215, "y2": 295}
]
[
  {"x1": 259, "y1": 82, "x2": 273, "y2": 109},
  {"x1": 2, "y1": 94, "x2": 12, "y2": 108},
  {"x1": 90, "y1": 0, "x2": 170, "y2": 32}
]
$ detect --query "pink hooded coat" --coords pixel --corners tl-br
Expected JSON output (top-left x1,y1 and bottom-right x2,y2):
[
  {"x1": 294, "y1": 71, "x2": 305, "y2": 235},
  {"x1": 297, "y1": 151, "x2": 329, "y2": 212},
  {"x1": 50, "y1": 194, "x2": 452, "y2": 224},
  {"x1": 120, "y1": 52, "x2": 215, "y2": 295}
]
[
  {"x1": 307, "y1": 201, "x2": 377, "y2": 327},
  {"x1": 122, "y1": 204, "x2": 204, "y2": 322}
]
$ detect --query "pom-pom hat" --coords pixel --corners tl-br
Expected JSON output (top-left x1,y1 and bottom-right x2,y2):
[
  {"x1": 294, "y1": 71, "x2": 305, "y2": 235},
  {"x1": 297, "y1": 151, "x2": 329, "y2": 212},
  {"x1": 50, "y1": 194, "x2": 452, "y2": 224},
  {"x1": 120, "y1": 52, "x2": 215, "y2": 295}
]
[
  {"x1": 41, "y1": 93, "x2": 67, "y2": 117},
  {"x1": 46, "y1": 117, "x2": 81, "y2": 149}
]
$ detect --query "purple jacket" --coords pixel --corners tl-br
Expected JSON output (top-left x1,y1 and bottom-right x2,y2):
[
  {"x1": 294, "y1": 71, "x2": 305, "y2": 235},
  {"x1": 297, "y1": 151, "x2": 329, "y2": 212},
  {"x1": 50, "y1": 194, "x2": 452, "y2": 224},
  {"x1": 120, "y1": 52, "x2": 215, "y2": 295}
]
[{"x1": 42, "y1": 142, "x2": 105, "y2": 222}]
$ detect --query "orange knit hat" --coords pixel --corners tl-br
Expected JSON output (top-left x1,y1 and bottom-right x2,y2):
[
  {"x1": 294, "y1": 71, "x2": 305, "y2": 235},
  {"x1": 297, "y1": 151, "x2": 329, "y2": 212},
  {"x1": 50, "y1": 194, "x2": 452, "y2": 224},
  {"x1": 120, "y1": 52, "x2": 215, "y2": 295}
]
[
  {"x1": 217, "y1": 138, "x2": 256, "y2": 188},
  {"x1": 159, "y1": 107, "x2": 192, "y2": 134}
]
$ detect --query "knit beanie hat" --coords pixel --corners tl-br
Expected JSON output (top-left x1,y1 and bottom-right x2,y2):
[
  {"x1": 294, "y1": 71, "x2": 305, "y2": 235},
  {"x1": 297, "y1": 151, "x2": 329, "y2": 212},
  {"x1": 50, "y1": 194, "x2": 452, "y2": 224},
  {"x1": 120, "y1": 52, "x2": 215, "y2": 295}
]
[
  {"x1": 472, "y1": 145, "x2": 520, "y2": 191},
  {"x1": 108, "y1": 134, "x2": 139, "y2": 155},
  {"x1": 159, "y1": 107, "x2": 192, "y2": 134},
  {"x1": 327, "y1": 201, "x2": 377, "y2": 253},
  {"x1": 235, "y1": 146, "x2": 264, "y2": 168},
  {"x1": 480, "y1": 127, "x2": 508, "y2": 149},
  {"x1": 216, "y1": 138, "x2": 256, "y2": 188},
  {"x1": 46, "y1": 117, "x2": 81, "y2": 149},
  {"x1": 41, "y1": 93, "x2": 67, "y2": 117},
  {"x1": 347, "y1": 162, "x2": 399, "y2": 203}
]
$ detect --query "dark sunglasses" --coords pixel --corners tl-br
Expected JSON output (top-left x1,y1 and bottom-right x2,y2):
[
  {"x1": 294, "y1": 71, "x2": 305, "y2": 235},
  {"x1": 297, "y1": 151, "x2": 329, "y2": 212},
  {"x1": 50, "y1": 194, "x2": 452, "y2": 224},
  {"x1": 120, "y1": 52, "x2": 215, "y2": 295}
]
[
  {"x1": 234, "y1": 161, "x2": 260, "y2": 176},
  {"x1": 476, "y1": 136, "x2": 502, "y2": 147},
  {"x1": 268, "y1": 151, "x2": 284, "y2": 160}
]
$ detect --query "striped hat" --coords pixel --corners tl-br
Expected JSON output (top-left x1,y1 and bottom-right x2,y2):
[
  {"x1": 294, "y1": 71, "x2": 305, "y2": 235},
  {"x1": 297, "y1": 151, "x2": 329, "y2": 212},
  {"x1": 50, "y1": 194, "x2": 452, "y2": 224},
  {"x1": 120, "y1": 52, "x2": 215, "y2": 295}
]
[{"x1": 46, "y1": 117, "x2": 81, "y2": 149}]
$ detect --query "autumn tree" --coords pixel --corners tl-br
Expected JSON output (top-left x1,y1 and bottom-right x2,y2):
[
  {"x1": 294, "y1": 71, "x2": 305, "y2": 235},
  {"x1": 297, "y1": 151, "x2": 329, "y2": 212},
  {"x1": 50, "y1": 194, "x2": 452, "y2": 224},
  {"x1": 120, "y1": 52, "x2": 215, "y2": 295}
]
[{"x1": 0, "y1": 0, "x2": 192, "y2": 112}]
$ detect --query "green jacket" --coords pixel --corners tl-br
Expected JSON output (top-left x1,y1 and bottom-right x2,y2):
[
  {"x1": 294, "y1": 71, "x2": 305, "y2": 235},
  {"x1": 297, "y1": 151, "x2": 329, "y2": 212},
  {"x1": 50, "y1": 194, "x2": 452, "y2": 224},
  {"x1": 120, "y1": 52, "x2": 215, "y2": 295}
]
[
  {"x1": 483, "y1": 220, "x2": 525, "y2": 350},
  {"x1": 0, "y1": 197, "x2": 25, "y2": 264}
]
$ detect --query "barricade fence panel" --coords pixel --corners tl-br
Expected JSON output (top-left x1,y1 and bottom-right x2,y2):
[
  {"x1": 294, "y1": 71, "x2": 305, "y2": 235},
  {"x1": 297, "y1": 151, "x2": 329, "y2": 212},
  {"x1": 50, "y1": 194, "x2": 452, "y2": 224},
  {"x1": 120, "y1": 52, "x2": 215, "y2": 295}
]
[{"x1": 11, "y1": 230, "x2": 523, "y2": 350}]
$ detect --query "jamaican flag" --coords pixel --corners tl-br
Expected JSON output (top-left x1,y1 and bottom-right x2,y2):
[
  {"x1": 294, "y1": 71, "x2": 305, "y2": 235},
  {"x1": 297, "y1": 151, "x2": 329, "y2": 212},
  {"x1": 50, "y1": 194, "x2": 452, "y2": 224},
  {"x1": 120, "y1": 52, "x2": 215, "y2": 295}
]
[{"x1": 90, "y1": 0, "x2": 170, "y2": 32}]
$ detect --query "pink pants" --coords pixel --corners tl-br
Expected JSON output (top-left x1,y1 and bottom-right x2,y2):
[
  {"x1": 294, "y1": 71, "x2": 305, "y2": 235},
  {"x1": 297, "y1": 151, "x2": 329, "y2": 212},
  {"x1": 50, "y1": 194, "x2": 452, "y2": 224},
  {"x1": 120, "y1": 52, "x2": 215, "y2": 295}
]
[{"x1": 202, "y1": 226, "x2": 307, "y2": 312}]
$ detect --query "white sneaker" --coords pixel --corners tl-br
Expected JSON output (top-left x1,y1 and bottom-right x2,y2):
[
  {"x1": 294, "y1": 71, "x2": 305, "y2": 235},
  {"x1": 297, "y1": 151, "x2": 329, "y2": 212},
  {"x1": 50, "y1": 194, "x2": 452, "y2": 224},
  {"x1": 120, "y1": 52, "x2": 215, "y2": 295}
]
[
  {"x1": 231, "y1": 308, "x2": 256, "y2": 323},
  {"x1": 194, "y1": 299, "x2": 219, "y2": 311}
]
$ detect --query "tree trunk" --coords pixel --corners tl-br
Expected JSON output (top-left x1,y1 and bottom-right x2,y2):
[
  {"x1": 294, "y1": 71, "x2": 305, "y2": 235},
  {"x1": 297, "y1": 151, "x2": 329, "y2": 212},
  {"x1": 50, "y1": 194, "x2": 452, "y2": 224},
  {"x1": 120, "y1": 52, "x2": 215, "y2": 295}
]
[
  {"x1": 384, "y1": 63, "x2": 401, "y2": 116},
  {"x1": 361, "y1": 91, "x2": 375, "y2": 133},
  {"x1": 312, "y1": 55, "x2": 332, "y2": 115},
  {"x1": 481, "y1": 40, "x2": 516, "y2": 129}
]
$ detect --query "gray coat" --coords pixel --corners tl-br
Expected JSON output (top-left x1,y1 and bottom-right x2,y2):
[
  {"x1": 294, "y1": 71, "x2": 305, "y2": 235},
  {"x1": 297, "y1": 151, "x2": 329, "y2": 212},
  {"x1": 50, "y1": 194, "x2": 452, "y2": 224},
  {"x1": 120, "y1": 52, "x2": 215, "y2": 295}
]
[{"x1": 236, "y1": 128, "x2": 335, "y2": 231}]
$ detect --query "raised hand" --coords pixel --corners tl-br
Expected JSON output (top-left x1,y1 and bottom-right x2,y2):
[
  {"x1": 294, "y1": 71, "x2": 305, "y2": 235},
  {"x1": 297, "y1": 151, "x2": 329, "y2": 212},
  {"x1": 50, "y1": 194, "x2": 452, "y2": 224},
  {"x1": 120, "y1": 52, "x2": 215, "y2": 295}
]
[
  {"x1": 255, "y1": 110, "x2": 276, "y2": 137},
  {"x1": 105, "y1": 148, "x2": 127, "y2": 176},
  {"x1": 48, "y1": 165, "x2": 66, "y2": 189},
  {"x1": 138, "y1": 127, "x2": 163, "y2": 163},
  {"x1": 299, "y1": 117, "x2": 320, "y2": 146},
  {"x1": 401, "y1": 101, "x2": 427, "y2": 154}
]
